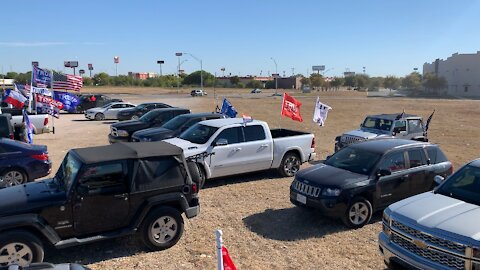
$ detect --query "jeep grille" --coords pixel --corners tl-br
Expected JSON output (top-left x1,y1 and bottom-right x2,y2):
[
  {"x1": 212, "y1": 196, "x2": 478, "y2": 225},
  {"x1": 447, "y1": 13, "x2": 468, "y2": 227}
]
[
  {"x1": 342, "y1": 135, "x2": 365, "y2": 146},
  {"x1": 293, "y1": 180, "x2": 321, "y2": 197}
]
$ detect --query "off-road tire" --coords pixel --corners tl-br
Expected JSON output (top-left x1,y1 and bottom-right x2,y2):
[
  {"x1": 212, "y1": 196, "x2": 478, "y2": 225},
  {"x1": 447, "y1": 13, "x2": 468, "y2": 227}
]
[
  {"x1": 342, "y1": 196, "x2": 373, "y2": 229},
  {"x1": 278, "y1": 152, "x2": 301, "y2": 177},
  {"x1": 140, "y1": 207, "x2": 184, "y2": 251},
  {"x1": 187, "y1": 162, "x2": 205, "y2": 188},
  {"x1": 0, "y1": 230, "x2": 44, "y2": 267},
  {"x1": 94, "y1": 113, "x2": 105, "y2": 121}
]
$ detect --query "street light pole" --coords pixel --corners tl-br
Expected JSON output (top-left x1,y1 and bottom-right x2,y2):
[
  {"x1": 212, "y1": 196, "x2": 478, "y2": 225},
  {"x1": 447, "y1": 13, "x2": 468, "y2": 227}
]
[
  {"x1": 271, "y1": 57, "x2": 278, "y2": 95},
  {"x1": 157, "y1": 60, "x2": 164, "y2": 77},
  {"x1": 175, "y1": 53, "x2": 182, "y2": 94}
]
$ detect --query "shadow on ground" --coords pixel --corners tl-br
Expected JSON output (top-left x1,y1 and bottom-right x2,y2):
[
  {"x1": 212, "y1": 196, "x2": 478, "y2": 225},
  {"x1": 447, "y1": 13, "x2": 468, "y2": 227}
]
[
  {"x1": 202, "y1": 170, "x2": 282, "y2": 189},
  {"x1": 243, "y1": 207, "x2": 382, "y2": 241},
  {"x1": 102, "y1": 121, "x2": 117, "y2": 124}
]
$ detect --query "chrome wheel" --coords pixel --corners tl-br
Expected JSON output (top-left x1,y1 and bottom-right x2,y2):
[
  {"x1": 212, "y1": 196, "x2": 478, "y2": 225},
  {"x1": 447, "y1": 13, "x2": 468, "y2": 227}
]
[
  {"x1": 1, "y1": 170, "x2": 25, "y2": 187},
  {"x1": 0, "y1": 243, "x2": 33, "y2": 267},
  {"x1": 349, "y1": 202, "x2": 369, "y2": 225},
  {"x1": 150, "y1": 216, "x2": 178, "y2": 244},
  {"x1": 283, "y1": 155, "x2": 300, "y2": 176}
]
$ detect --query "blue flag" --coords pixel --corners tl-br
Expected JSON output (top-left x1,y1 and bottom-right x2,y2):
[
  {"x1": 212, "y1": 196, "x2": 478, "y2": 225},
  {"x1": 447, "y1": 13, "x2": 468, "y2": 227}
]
[
  {"x1": 220, "y1": 98, "x2": 237, "y2": 118},
  {"x1": 32, "y1": 66, "x2": 52, "y2": 88},
  {"x1": 22, "y1": 109, "x2": 34, "y2": 144},
  {"x1": 53, "y1": 91, "x2": 80, "y2": 113}
]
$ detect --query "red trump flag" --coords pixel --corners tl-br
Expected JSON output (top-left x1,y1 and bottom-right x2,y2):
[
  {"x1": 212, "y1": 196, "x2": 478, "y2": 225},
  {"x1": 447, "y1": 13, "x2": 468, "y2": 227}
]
[{"x1": 281, "y1": 93, "x2": 303, "y2": 122}]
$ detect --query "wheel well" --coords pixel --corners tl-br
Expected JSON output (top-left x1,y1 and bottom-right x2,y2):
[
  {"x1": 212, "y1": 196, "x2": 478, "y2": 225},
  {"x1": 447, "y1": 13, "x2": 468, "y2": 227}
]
[
  {"x1": 1, "y1": 166, "x2": 29, "y2": 181},
  {"x1": 0, "y1": 227, "x2": 52, "y2": 248},
  {"x1": 150, "y1": 203, "x2": 183, "y2": 216},
  {"x1": 284, "y1": 150, "x2": 301, "y2": 160},
  {"x1": 354, "y1": 192, "x2": 374, "y2": 208}
]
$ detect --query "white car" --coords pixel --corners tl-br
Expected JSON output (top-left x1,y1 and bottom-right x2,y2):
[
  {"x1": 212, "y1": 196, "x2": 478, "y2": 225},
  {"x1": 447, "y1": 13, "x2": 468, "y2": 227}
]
[{"x1": 84, "y1": 102, "x2": 136, "y2": 121}]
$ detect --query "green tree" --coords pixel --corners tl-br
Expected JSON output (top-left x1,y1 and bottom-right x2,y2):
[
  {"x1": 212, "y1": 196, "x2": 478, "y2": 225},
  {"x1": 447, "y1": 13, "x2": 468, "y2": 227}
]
[
  {"x1": 182, "y1": 70, "x2": 214, "y2": 86},
  {"x1": 246, "y1": 80, "x2": 262, "y2": 88},
  {"x1": 401, "y1": 72, "x2": 422, "y2": 90},
  {"x1": 383, "y1": 76, "x2": 400, "y2": 89},
  {"x1": 5, "y1": 72, "x2": 18, "y2": 79},
  {"x1": 310, "y1": 73, "x2": 324, "y2": 89},
  {"x1": 355, "y1": 74, "x2": 370, "y2": 89},
  {"x1": 368, "y1": 77, "x2": 384, "y2": 91},
  {"x1": 343, "y1": 76, "x2": 355, "y2": 88},
  {"x1": 82, "y1": 77, "x2": 93, "y2": 86},
  {"x1": 330, "y1": 77, "x2": 344, "y2": 90},
  {"x1": 300, "y1": 76, "x2": 310, "y2": 86},
  {"x1": 13, "y1": 72, "x2": 32, "y2": 84},
  {"x1": 93, "y1": 72, "x2": 111, "y2": 86},
  {"x1": 422, "y1": 73, "x2": 447, "y2": 93}
]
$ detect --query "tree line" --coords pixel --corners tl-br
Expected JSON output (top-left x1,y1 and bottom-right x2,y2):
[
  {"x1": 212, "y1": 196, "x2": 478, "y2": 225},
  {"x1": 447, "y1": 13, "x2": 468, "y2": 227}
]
[{"x1": 1, "y1": 70, "x2": 447, "y2": 93}]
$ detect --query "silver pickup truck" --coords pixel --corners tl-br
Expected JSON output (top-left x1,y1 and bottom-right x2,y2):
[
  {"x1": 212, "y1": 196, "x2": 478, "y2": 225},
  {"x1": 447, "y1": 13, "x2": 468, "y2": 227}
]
[
  {"x1": 379, "y1": 159, "x2": 480, "y2": 270},
  {"x1": 164, "y1": 118, "x2": 316, "y2": 187}
]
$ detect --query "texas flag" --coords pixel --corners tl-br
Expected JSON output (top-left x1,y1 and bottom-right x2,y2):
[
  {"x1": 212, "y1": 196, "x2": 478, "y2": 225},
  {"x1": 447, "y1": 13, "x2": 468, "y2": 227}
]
[
  {"x1": 3, "y1": 89, "x2": 27, "y2": 109},
  {"x1": 281, "y1": 93, "x2": 303, "y2": 122}
]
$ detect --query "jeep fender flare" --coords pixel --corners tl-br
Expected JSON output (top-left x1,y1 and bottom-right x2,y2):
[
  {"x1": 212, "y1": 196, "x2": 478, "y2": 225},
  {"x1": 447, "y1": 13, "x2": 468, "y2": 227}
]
[
  {"x1": 0, "y1": 214, "x2": 61, "y2": 245},
  {"x1": 133, "y1": 192, "x2": 191, "y2": 228}
]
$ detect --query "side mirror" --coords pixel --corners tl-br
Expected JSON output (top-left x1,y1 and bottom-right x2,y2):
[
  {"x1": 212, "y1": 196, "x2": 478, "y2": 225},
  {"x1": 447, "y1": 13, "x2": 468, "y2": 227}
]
[
  {"x1": 214, "y1": 138, "x2": 228, "y2": 146},
  {"x1": 434, "y1": 175, "x2": 445, "y2": 186},
  {"x1": 325, "y1": 155, "x2": 332, "y2": 160},
  {"x1": 377, "y1": 169, "x2": 392, "y2": 177}
]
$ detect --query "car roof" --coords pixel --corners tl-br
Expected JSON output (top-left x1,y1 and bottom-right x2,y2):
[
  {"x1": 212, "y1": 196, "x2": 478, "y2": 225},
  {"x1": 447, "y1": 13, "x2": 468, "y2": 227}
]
[
  {"x1": 350, "y1": 138, "x2": 430, "y2": 154},
  {"x1": 109, "y1": 102, "x2": 133, "y2": 105},
  {"x1": 367, "y1": 113, "x2": 420, "y2": 120},
  {"x1": 71, "y1": 141, "x2": 183, "y2": 164},
  {"x1": 149, "y1": 108, "x2": 189, "y2": 113},
  {"x1": 177, "y1": 112, "x2": 223, "y2": 119},
  {"x1": 199, "y1": 118, "x2": 262, "y2": 128},
  {"x1": 138, "y1": 102, "x2": 170, "y2": 105}
]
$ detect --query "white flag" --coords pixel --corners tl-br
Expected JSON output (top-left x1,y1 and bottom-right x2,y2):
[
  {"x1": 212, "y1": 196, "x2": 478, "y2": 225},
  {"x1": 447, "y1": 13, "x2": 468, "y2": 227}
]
[{"x1": 313, "y1": 97, "x2": 332, "y2": 127}]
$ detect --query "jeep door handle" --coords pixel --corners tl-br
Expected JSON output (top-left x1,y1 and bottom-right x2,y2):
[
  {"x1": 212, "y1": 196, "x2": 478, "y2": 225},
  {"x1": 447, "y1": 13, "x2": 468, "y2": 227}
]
[
  {"x1": 260, "y1": 144, "x2": 269, "y2": 148},
  {"x1": 233, "y1": 148, "x2": 242, "y2": 152},
  {"x1": 114, "y1": 193, "x2": 128, "y2": 200}
]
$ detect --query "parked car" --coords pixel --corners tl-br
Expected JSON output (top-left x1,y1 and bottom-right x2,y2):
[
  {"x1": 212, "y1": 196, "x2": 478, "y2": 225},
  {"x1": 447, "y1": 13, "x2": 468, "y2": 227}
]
[
  {"x1": 131, "y1": 112, "x2": 226, "y2": 142},
  {"x1": 74, "y1": 94, "x2": 123, "y2": 113},
  {"x1": 0, "y1": 141, "x2": 200, "y2": 267},
  {"x1": 0, "y1": 262, "x2": 91, "y2": 270},
  {"x1": 164, "y1": 118, "x2": 316, "y2": 187},
  {"x1": 290, "y1": 139, "x2": 452, "y2": 228},
  {"x1": 190, "y1": 89, "x2": 207, "y2": 96},
  {"x1": 0, "y1": 138, "x2": 51, "y2": 188},
  {"x1": 109, "y1": 108, "x2": 190, "y2": 143},
  {"x1": 84, "y1": 102, "x2": 136, "y2": 121},
  {"x1": 334, "y1": 113, "x2": 430, "y2": 152},
  {"x1": 251, "y1": 88, "x2": 262, "y2": 93},
  {"x1": 116, "y1": 102, "x2": 173, "y2": 121},
  {"x1": 0, "y1": 114, "x2": 14, "y2": 140},
  {"x1": 379, "y1": 159, "x2": 480, "y2": 270}
]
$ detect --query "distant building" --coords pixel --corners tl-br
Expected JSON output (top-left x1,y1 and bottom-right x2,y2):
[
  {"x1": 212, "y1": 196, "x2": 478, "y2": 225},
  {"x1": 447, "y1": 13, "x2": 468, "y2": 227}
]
[
  {"x1": 215, "y1": 76, "x2": 273, "y2": 87},
  {"x1": 275, "y1": 76, "x2": 302, "y2": 89},
  {"x1": 128, "y1": 72, "x2": 149, "y2": 80},
  {"x1": 423, "y1": 51, "x2": 480, "y2": 97}
]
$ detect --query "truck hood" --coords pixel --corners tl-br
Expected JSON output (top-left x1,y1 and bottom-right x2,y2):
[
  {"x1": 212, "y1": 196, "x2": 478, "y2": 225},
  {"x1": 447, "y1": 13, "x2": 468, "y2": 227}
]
[
  {"x1": 0, "y1": 179, "x2": 66, "y2": 216},
  {"x1": 133, "y1": 127, "x2": 176, "y2": 141},
  {"x1": 295, "y1": 163, "x2": 370, "y2": 188},
  {"x1": 343, "y1": 128, "x2": 390, "y2": 139},
  {"x1": 111, "y1": 119, "x2": 150, "y2": 132},
  {"x1": 389, "y1": 192, "x2": 480, "y2": 241},
  {"x1": 163, "y1": 137, "x2": 207, "y2": 157}
]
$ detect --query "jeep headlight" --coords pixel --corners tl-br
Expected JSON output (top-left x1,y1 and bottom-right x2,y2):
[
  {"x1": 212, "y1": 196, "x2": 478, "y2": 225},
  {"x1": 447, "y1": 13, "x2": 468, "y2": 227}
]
[
  {"x1": 117, "y1": 130, "x2": 129, "y2": 137},
  {"x1": 340, "y1": 136, "x2": 346, "y2": 143},
  {"x1": 321, "y1": 188, "x2": 341, "y2": 196}
]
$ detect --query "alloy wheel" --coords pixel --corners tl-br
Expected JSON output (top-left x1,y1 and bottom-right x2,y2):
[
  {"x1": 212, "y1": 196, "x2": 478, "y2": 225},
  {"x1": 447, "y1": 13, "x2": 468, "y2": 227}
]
[
  {"x1": 150, "y1": 216, "x2": 178, "y2": 244},
  {"x1": 349, "y1": 202, "x2": 369, "y2": 225},
  {"x1": 0, "y1": 243, "x2": 33, "y2": 267}
]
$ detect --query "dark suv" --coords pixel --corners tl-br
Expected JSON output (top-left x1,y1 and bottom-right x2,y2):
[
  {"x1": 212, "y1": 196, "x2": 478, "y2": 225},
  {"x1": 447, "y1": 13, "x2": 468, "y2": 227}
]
[
  {"x1": 0, "y1": 142, "x2": 200, "y2": 267},
  {"x1": 290, "y1": 139, "x2": 452, "y2": 228},
  {"x1": 74, "y1": 94, "x2": 123, "y2": 113},
  {"x1": 117, "y1": 102, "x2": 173, "y2": 121}
]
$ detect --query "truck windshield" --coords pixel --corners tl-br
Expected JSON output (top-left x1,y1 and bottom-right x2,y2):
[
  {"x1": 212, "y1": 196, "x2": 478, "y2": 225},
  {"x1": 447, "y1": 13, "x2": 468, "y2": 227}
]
[
  {"x1": 179, "y1": 123, "x2": 219, "y2": 144},
  {"x1": 55, "y1": 153, "x2": 82, "y2": 192},
  {"x1": 324, "y1": 147, "x2": 382, "y2": 175},
  {"x1": 437, "y1": 165, "x2": 480, "y2": 206},
  {"x1": 139, "y1": 110, "x2": 159, "y2": 123},
  {"x1": 362, "y1": 117, "x2": 393, "y2": 132},
  {"x1": 162, "y1": 116, "x2": 190, "y2": 131}
]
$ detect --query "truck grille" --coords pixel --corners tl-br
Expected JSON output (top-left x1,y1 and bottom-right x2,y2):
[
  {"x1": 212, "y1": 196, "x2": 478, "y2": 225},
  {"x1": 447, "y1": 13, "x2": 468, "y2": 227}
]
[
  {"x1": 111, "y1": 127, "x2": 118, "y2": 137},
  {"x1": 392, "y1": 220, "x2": 466, "y2": 254},
  {"x1": 391, "y1": 233, "x2": 465, "y2": 270},
  {"x1": 342, "y1": 135, "x2": 365, "y2": 146},
  {"x1": 293, "y1": 180, "x2": 321, "y2": 197}
]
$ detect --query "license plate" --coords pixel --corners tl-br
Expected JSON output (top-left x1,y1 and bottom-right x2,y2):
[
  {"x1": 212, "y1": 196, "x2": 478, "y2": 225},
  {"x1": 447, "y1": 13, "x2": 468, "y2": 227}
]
[{"x1": 296, "y1": 194, "x2": 307, "y2": 204}]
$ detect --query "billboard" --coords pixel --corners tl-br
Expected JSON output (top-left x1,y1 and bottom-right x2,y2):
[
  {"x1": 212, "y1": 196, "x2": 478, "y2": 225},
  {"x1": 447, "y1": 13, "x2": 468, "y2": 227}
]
[
  {"x1": 312, "y1": 65, "x2": 325, "y2": 71},
  {"x1": 88, "y1": 63, "x2": 93, "y2": 70},
  {"x1": 344, "y1": 71, "x2": 356, "y2": 77},
  {"x1": 64, "y1": 61, "x2": 79, "y2": 68}
]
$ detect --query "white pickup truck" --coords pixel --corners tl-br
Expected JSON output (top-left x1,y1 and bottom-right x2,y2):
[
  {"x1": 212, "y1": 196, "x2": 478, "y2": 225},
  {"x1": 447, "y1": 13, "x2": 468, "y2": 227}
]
[
  {"x1": 0, "y1": 106, "x2": 50, "y2": 134},
  {"x1": 164, "y1": 118, "x2": 316, "y2": 187}
]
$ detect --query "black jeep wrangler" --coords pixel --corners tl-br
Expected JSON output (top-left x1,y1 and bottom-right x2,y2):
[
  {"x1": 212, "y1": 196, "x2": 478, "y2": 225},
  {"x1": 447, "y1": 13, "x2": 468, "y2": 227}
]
[{"x1": 0, "y1": 142, "x2": 200, "y2": 267}]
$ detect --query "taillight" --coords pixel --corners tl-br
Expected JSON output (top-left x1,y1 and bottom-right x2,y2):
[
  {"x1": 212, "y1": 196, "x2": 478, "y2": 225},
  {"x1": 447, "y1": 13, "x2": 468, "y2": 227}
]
[
  {"x1": 311, "y1": 137, "x2": 316, "y2": 149},
  {"x1": 448, "y1": 165, "x2": 454, "y2": 175},
  {"x1": 44, "y1": 117, "x2": 48, "y2": 126},
  {"x1": 31, "y1": 153, "x2": 49, "y2": 161},
  {"x1": 192, "y1": 183, "x2": 198, "y2": 193}
]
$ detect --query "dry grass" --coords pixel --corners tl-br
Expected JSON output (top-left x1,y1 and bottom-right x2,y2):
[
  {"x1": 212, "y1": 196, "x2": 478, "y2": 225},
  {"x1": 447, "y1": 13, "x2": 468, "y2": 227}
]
[{"x1": 34, "y1": 88, "x2": 479, "y2": 269}]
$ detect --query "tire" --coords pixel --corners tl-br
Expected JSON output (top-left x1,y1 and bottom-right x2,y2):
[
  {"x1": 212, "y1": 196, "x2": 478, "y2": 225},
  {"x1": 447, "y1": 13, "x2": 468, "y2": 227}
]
[
  {"x1": 94, "y1": 113, "x2": 105, "y2": 121},
  {"x1": 0, "y1": 230, "x2": 44, "y2": 267},
  {"x1": 140, "y1": 207, "x2": 184, "y2": 251},
  {"x1": 342, "y1": 197, "x2": 373, "y2": 229},
  {"x1": 1, "y1": 169, "x2": 27, "y2": 188},
  {"x1": 278, "y1": 152, "x2": 301, "y2": 177},
  {"x1": 131, "y1": 115, "x2": 139, "y2": 120},
  {"x1": 187, "y1": 162, "x2": 205, "y2": 189}
]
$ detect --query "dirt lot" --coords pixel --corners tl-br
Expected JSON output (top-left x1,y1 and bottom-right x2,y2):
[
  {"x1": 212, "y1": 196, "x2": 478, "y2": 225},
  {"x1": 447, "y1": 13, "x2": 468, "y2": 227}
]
[{"x1": 34, "y1": 87, "x2": 479, "y2": 269}]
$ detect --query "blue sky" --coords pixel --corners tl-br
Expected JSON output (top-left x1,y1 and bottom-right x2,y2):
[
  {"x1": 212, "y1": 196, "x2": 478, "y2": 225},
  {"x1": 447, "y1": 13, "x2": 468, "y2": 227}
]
[{"x1": 1, "y1": 0, "x2": 480, "y2": 77}]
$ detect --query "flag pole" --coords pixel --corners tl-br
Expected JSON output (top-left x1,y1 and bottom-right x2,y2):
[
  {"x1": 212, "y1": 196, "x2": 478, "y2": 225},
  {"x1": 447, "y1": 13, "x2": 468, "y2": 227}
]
[
  {"x1": 50, "y1": 70, "x2": 55, "y2": 134},
  {"x1": 278, "y1": 92, "x2": 284, "y2": 129},
  {"x1": 215, "y1": 230, "x2": 224, "y2": 270}
]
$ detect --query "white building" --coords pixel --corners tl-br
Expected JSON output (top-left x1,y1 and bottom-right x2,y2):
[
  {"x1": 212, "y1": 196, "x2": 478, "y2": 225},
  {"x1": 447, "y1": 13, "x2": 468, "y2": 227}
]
[{"x1": 423, "y1": 51, "x2": 480, "y2": 97}]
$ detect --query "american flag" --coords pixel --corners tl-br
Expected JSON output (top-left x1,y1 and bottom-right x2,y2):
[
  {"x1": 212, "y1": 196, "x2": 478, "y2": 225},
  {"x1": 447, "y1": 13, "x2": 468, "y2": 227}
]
[{"x1": 52, "y1": 71, "x2": 83, "y2": 91}]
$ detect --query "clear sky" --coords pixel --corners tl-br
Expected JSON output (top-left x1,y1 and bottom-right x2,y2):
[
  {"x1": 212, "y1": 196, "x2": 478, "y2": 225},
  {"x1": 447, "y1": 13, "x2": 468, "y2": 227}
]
[{"x1": 1, "y1": 0, "x2": 480, "y2": 78}]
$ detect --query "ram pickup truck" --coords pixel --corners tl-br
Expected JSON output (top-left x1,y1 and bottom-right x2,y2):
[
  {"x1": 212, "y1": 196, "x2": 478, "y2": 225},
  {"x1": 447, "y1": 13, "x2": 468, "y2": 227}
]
[
  {"x1": 164, "y1": 118, "x2": 316, "y2": 187},
  {"x1": 0, "y1": 107, "x2": 49, "y2": 134},
  {"x1": 334, "y1": 113, "x2": 429, "y2": 152},
  {"x1": 380, "y1": 159, "x2": 480, "y2": 270}
]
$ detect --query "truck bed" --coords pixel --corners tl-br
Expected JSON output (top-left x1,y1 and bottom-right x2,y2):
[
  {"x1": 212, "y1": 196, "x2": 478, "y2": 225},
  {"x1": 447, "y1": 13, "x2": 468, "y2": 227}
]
[{"x1": 270, "y1": 128, "x2": 310, "y2": 138}]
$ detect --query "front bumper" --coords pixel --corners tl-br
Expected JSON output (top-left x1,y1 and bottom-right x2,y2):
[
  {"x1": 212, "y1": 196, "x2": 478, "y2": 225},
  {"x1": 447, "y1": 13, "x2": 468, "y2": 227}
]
[
  {"x1": 379, "y1": 232, "x2": 456, "y2": 270},
  {"x1": 108, "y1": 134, "x2": 129, "y2": 144},
  {"x1": 289, "y1": 190, "x2": 347, "y2": 218},
  {"x1": 84, "y1": 113, "x2": 95, "y2": 120}
]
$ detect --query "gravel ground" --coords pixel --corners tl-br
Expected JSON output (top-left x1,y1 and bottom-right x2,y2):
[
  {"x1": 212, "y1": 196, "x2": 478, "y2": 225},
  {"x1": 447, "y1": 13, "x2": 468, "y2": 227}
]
[{"x1": 31, "y1": 88, "x2": 479, "y2": 269}]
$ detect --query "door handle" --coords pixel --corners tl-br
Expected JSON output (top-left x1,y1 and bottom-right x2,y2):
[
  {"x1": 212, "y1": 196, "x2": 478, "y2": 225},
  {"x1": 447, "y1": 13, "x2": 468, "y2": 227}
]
[
  {"x1": 260, "y1": 144, "x2": 269, "y2": 147},
  {"x1": 233, "y1": 148, "x2": 242, "y2": 152},
  {"x1": 114, "y1": 193, "x2": 128, "y2": 200}
]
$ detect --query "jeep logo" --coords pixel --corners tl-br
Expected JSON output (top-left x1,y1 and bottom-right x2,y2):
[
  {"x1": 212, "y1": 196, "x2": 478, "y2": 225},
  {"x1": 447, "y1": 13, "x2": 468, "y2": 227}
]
[{"x1": 413, "y1": 239, "x2": 428, "y2": 249}]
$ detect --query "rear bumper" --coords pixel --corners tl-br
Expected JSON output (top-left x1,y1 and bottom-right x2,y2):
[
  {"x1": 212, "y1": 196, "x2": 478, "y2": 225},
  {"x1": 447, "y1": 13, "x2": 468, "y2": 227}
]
[
  {"x1": 185, "y1": 198, "x2": 200, "y2": 218},
  {"x1": 308, "y1": 152, "x2": 316, "y2": 162},
  {"x1": 27, "y1": 160, "x2": 52, "y2": 181}
]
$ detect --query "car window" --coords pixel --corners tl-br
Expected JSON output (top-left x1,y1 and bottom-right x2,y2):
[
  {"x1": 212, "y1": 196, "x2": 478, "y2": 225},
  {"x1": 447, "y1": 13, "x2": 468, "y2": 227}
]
[
  {"x1": 407, "y1": 119, "x2": 424, "y2": 133},
  {"x1": 437, "y1": 165, "x2": 480, "y2": 206},
  {"x1": 378, "y1": 151, "x2": 406, "y2": 173},
  {"x1": 126, "y1": 104, "x2": 135, "y2": 108},
  {"x1": 215, "y1": 127, "x2": 243, "y2": 145},
  {"x1": 393, "y1": 121, "x2": 406, "y2": 132},
  {"x1": 407, "y1": 149, "x2": 427, "y2": 168},
  {"x1": 110, "y1": 104, "x2": 122, "y2": 109},
  {"x1": 79, "y1": 162, "x2": 126, "y2": 192},
  {"x1": 145, "y1": 104, "x2": 156, "y2": 109},
  {"x1": 324, "y1": 147, "x2": 382, "y2": 175},
  {"x1": 362, "y1": 117, "x2": 392, "y2": 131},
  {"x1": 426, "y1": 146, "x2": 448, "y2": 164},
  {"x1": 243, "y1": 125, "x2": 266, "y2": 142}
]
